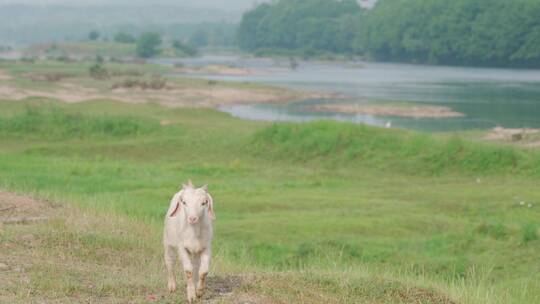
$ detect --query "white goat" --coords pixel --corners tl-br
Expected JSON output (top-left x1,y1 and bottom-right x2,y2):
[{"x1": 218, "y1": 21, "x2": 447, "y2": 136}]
[{"x1": 163, "y1": 180, "x2": 215, "y2": 303}]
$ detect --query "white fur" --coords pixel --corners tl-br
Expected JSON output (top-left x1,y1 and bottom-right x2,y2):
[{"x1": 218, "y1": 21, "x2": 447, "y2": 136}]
[{"x1": 163, "y1": 181, "x2": 214, "y2": 303}]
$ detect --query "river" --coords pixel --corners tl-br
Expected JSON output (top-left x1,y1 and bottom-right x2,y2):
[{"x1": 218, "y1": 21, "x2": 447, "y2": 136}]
[{"x1": 156, "y1": 55, "x2": 540, "y2": 132}]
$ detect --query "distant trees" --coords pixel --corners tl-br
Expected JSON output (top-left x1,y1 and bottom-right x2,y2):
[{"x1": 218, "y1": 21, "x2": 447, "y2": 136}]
[
  {"x1": 238, "y1": 0, "x2": 360, "y2": 56},
  {"x1": 136, "y1": 32, "x2": 162, "y2": 58},
  {"x1": 360, "y1": 0, "x2": 540, "y2": 67},
  {"x1": 114, "y1": 32, "x2": 136, "y2": 43},
  {"x1": 88, "y1": 30, "x2": 100, "y2": 41},
  {"x1": 238, "y1": 0, "x2": 540, "y2": 67}
]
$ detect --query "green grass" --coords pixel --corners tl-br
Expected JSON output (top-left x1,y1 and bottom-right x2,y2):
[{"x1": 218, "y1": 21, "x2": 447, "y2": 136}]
[
  {"x1": 0, "y1": 106, "x2": 158, "y2": 139},
  {"x1": 0, "y1": 99, "x2": 539, "y2": 303},
  {"x1": 521, "y1": 223, "x2": 538, "y2": 245},
  {"x1": 252, "y1": 122, "x2": 540, "y2": 175}
]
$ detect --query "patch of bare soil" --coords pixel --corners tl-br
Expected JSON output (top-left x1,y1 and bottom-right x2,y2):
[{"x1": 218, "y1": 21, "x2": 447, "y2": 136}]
[
  {"x1": 0, "y1": 86, "x2": 27, "y2": 99},
  {"x1": 393, "y1": 287, "x2": 457, "y2": 304},
  {"x1": 175, "y1": 65, "x2": 254, "y2": 76},
  {"x1": 309, "y1": 103, "x2": 465, "y2": 118},
  {"x1": 0, "y1": 69, "x2": 13, "y2": 80},
  {"x1": 0, "y1": 88, "x2": 105, "y2": 103},
  {"x1": 204, "y1": 275, "x2": 243, "y2": 302},
  {"x1": 522, "y1": 141, "x2": 540, "y2": 148},
  {"x1": 0, "y1": 190, "x2": 56, "y2": 223},
  {"x1": 484, "y1": 126, "x2": 540, "y2": 143},
  {"x1": 109, "y1": 85, "x2": 336, "y2": 108}
]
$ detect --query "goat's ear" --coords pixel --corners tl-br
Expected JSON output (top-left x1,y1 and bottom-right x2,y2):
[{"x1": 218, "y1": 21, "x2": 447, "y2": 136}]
[
  {"x1": 169, "y1": 202, "x2": 180, "y2": 217},
  {"x1": 169, "y1": 192, "x2": 182, "y2": 217},
  {"x1": 207, "y1": 193, "x2": 215, "y2": 220}
]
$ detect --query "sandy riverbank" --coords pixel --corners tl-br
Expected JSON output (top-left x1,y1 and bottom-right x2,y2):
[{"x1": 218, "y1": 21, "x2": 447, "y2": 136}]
[
  {"x1": 174, "y1": 64, "x2": 255, "y2": 76},
  {"x1": 309, "y1": 103, "x2": 465, "y2": 118},
  {"x1": 0, "y1": 67, "x2": 334, "y2": 107}
]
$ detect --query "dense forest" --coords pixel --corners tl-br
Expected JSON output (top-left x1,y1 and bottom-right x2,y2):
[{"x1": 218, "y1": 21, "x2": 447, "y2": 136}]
[{"x1": 238, "y1": 0, "x2": 540, "y2": 67}]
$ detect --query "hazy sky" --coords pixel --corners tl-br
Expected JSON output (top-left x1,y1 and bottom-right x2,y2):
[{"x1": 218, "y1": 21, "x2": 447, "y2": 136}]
[{"x1": 0, "y1": 0, "x2": 265, "y2": 10}]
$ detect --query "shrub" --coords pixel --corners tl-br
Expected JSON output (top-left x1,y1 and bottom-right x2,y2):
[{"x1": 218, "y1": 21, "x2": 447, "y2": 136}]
[
  {"x1": 89, "y1": 63, "x2": 109, "y2": 80},
  {"x1": 111, "y1": 76, "x2": 167, "y2": 90}
]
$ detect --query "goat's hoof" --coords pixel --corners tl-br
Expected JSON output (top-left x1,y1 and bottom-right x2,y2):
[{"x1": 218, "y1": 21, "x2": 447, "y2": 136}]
[
  {"x1": 167, "y1": 281, "x2": 176, "y2": 293},
  {"x1": 196, "y1": 288, "x2": 204, "y2": 298},
  {"x1": 187, "y1": 293, "x2": 196, "y2": 303}
]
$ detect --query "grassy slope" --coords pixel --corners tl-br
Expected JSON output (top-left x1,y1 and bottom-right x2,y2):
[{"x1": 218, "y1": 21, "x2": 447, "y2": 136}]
[{"x1": 0, "y1": 99, "x2": 539, "y2": 303}]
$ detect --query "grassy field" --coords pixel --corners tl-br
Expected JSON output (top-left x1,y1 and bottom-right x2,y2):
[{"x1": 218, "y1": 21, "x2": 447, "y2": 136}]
[{"x1": 0, "y1": 98, "x2": 538, "y2": 303}]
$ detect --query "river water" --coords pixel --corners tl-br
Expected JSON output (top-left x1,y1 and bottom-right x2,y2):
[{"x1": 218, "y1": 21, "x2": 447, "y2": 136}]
[{"x1": 156, "y1": 55, "x2": 540, "y2": 132}]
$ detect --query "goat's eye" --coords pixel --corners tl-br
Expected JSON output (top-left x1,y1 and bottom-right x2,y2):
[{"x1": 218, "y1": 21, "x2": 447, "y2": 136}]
[
  {"x1": 202, "y1": 200, "x2": 208, "y2": 206},
  {"x1": 181, "y1": 199, "x2": 186, "y2": 205}
]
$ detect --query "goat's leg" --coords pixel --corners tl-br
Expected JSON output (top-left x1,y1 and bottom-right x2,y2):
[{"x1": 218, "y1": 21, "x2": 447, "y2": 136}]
[
  {"x1": 178, "y1": 248, "x2": 196, "y2": 303},
  {"x1": 164, "y1": 245, "x2": 177, "y2": 292},
  {"x1": 196, "y1": 248, "x2": 211, "y2": 299},
  {"x1": 192, "y1": 253, "x2": 201, "y2": 290}
]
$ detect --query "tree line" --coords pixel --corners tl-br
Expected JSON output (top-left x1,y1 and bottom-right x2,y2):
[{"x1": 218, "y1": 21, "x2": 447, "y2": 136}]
[{"x1": 238, "y1": 0, "x2": 540, "y2": 67}]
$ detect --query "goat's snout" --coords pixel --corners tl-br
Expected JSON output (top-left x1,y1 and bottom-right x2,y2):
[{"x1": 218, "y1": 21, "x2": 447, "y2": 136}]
[{"x1": 188, "y1": 216, "x2": 199, "y2": 224}]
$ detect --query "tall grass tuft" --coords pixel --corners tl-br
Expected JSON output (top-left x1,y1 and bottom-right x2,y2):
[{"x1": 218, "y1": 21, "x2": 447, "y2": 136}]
[
  {"x1": 0, "y1": 106, "x2": 158, "y2": 139},
  {"x1": 521, "y1": 223, "x2": 538, "y2": 245}
]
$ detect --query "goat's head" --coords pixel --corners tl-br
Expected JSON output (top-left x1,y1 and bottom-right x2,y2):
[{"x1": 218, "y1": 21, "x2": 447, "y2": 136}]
[{"x1": 169, "y1": 180, "x2": 215, "y2": 223}]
